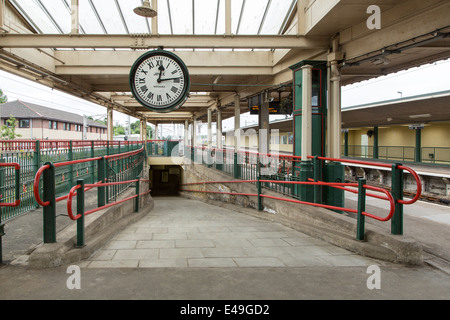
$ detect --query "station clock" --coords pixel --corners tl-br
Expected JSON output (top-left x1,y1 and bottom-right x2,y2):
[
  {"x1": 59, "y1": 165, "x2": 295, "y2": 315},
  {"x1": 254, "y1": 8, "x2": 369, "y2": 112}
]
[{"x1": 129, "y1": 49, "x2": 190, "y2": 113}]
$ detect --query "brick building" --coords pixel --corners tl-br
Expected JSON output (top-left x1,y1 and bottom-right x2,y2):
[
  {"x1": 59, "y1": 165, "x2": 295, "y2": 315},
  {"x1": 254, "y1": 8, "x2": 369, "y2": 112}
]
[{"x1": 1, "y1": 100, "x2": 107, "y2": 140}]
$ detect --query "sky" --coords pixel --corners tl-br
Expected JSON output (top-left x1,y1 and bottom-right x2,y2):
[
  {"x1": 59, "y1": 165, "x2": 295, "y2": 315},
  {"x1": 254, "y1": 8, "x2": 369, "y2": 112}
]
[{"x1": 1, "y1": 58, "x2": 449, "y2": 133}]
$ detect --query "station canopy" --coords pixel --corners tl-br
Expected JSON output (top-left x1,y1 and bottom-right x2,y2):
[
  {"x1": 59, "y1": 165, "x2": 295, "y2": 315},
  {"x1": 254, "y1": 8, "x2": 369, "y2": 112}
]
[{"x1": 1, "y1": 0, "x2": 450, "y2": 124}]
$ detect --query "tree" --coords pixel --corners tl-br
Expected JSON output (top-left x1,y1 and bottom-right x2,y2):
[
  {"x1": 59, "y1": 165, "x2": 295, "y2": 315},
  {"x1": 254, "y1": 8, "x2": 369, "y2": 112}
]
[
  {"x1": 0, "y1": 115, "x2": 22, "y2": 140},
  {"x1": 0, "y1": 88, "x2": 7, "y2": 104}
]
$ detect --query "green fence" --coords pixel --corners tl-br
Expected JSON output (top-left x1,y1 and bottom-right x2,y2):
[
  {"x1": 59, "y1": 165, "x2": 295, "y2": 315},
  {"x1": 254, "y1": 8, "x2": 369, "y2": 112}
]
[
  {"x1": 0, "y1": 139, "x2": 146, "y2": 222},
  {"x1": 344, "y1": 145, "x2": 450, "y2": 164}
]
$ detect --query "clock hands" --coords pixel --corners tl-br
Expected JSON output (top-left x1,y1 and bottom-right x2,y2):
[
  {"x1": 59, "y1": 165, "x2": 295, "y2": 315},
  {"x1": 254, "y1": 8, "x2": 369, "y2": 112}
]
[
  {"x1": 157, "y1": 65, "x2": 165, "y2": 83},
  {"x1": 159, "y1": 77, "x2": 182, "y2": 82},
  {"x1": 156, "y1": 65, "x2": 181, "y2": 83}
]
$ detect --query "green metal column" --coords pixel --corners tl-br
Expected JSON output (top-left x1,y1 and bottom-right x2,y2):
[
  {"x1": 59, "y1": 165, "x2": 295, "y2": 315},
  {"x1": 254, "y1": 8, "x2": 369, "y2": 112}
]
[
  {"x1": 356, "y1": 178, "x2": 366, "y2": 241},
  {"x1": 289, "y1": 60, "x2": 327, "y2": 202},
  {"x1": 76, "y1": 179, "x2": 85, "y2": 247},
  {"x1": 0, "y1": 159, "x2": 4, "y2": 264},
  {"x1": 391, "y1": 164, "x2": 404, "y2": 235},
  {"x1": 33, "y1": 140, "x2": 41, "y2": 208},
  {"x1": 43, "y1": 162, "x2": 56, "y2": 243},
  {"x1": 344, "y1": 129, "x2": 349, "y2": 157},
  {"x1": 373, "y1": 126, "x2": 379, "y2": 159},
  {"x1": 415, "y1": 128, "x2": 422, "y2": 163},
  {"x1": 98, "y1": 157, "x2": 106, "y2": 207}
]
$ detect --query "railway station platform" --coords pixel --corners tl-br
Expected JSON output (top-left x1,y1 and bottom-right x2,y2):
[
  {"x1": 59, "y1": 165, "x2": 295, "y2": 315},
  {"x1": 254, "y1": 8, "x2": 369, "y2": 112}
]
[{"x1": 0, "y1": 191, "x2": 449, "y2": 301}]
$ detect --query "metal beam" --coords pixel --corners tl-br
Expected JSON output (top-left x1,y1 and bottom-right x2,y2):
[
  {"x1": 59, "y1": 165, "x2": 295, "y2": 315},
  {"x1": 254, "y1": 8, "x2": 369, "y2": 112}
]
[{"x1": 0, "y1": 34, "x2": 330, "y2": 49}]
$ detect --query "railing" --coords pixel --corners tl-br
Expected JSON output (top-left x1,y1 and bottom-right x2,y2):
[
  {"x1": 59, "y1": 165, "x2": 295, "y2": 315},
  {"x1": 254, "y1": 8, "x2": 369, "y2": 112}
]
[
  {"x1": 33, "y1": 147, "x2": 146, "y2": 243},
  {"x1": 0, "y1": 139, "x2": 147, "y2": 221},
  {"x1": 147, "y1": 140, "x2": 181, "y2": 157},
  {"x1": 0, "y1": 161, "x2": 21, "y2": 263},
  {"x1": 344, "y1": 145, "x2": 450, "y2": 165},
  {"x1": 183, "y1": 146, "x2": 422, "y2": 239},
  {"x1": 66, "y1": 178, "x2": 151, "y2": 247}
]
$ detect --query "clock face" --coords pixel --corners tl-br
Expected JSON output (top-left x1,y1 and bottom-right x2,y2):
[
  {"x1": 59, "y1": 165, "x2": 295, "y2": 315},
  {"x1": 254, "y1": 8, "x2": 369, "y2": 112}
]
[{"x1": 129, "y1": 50, "x2": 190, "y2": 113}]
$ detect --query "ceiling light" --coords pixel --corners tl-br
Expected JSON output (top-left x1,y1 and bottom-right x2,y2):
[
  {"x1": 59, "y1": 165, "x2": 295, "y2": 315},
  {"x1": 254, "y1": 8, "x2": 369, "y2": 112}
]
[
  {"x1": 371, "y1": 57, "x2": 391, "y2": 65},
  {"x1": 409, "y1": 114, "x2": 431, "y2": 119},
  {"x1": 134, "y1": 0, "x2": 157, "y2": 18}
]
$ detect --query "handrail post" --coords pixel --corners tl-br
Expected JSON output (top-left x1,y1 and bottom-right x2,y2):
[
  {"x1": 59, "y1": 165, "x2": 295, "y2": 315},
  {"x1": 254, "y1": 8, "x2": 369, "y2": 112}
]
[
  {"x1": 68, "y1": 140, "x2": 74, "y2": 194},
  {"x1": 356, "y1": 178, "x2": 366, "y2": 241},
  {"x1": 33, "y1": 140, "x2": 41, "y2": 208},
  {"x1": 391, "y1": 163, "x2": 404, "y2": 235},
  {"x1": 43, "y1": 162, "x2": 56, "y2": 243},
  {"x1": 257, "y1": 175, "x2": 262, "y2": 211},
  {"x1": 135, "y1": 176, "x2": 140, "y2": 212},
  {"x1": 313, "y1": 156, "x2": 322, "y2": 204},
  {"x1": 98, "y1": 156, "x2": 106, "y2": 207},
  {"x1": 0, "y1": 159, "x2": 5, "y2": 264},
  {"x1": 76, "y1": 179, "x2": 85, "y2": 247}
]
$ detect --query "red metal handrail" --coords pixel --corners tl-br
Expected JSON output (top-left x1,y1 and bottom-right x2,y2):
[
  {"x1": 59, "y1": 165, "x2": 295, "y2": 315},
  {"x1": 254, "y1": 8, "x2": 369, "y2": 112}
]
[
  {"x1": 181, "y1": 179, "x2": 395, "y2": 222},
  {"x1": 66, "y1": 179, "x2": 151, "y2": 220},
  {"x1": 33, "y1": 147, "x2": 145, "y2": 207},
  {"x1": 307, "y1": 155, "x2": 422, "y2": 205}
]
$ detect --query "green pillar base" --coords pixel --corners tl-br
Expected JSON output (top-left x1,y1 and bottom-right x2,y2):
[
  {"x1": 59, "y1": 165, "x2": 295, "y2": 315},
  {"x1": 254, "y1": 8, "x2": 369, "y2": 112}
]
[
  {"x1": 323, "y1": 161, "x2": 345, "y2": 213},
  {"x1": 298, "y1": 161, "x2": 314, "y2": 202}
]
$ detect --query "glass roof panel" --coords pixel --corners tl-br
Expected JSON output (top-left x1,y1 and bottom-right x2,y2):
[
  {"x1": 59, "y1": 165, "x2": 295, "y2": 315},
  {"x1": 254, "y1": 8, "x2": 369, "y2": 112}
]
[
  {"x1": 236, "y1": 0, "x2": 269, "y2": 35},
  {"x1": 214, "y1": 0, "x2": 225, "y2": 34},
  {"x1": 117, "y1": 0, "x2": 151, "y2": 34},
  {"x1": 168, "y1": 0, "x2": 193, "y2": 34},
  {"x1": 91, "y1": 0, "x2": 127, "y2": 34},
  {"x1": 78, "y1": 0, "x2": 105, "y2": 34},
  {"x1": 231, "y1": 0, "x2": 244, "y2": 34},
  {"x1": 40, "y1": 0, "x2": 71, "y2": 33},
  {"x1": 157, "y1": 0, "x2": 172, "y2": 34},
  {"x1": 194, "y1": 0, "x2": 219, "y2": 35},
  {"x1": 12, "y1": 0, "x2": 60, "y2": 33},
  {"x1": 10, "y1": 0, "x2": 298, "y2": 38},
  {"x1": 260, "y1": 0, "x2": 295, "y2": 35}
]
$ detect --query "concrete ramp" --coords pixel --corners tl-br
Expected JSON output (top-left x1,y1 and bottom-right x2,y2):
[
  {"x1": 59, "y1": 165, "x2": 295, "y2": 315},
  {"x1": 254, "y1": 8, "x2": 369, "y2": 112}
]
[{"x1": 81, "y1": 197, "x2": 386, "y2": 269}]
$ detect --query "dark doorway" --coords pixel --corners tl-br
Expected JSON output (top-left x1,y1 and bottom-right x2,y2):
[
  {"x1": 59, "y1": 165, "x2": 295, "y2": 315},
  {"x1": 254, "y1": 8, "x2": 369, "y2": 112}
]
[{"x1": 149, "y1": 165, "x2": 181, "y2": 196}]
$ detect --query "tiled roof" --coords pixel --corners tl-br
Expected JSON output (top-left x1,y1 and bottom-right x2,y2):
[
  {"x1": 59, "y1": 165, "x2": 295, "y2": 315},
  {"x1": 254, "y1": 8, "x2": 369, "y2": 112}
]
[{"x1": 1, "y1": 100, "x2": 107, "y2": 128}]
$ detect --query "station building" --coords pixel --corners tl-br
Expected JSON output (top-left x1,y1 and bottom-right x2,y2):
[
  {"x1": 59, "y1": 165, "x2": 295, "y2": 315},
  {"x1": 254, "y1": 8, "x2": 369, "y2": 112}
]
[{"x1": 1, "y1": 100, "x2": 107, "y2": 140}]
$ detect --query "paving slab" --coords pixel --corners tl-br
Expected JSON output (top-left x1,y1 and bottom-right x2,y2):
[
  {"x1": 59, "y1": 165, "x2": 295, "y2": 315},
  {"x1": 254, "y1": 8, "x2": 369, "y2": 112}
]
[{"x1": 81, "y1": 196, "x2": 385, "y2": 269}]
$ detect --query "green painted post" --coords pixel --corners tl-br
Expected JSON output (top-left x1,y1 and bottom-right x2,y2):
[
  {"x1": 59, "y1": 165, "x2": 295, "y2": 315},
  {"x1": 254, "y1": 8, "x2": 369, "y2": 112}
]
[
  {"x1": 98, "y1": 157, "x2": 106, "y2": 207},
  {"x1": 0, "y1": 159, "x2": 5, "y2": 264},
  {"x1": 415, "y1": 129, "x2": 422, "y2": 163},
  {"x1": 33, "y1": 140, "x2": 41, "y2": 208},
  {"x1": 43, "y1": 162, "x2": 56, "y2": 243},
  {"x1": 391, "y1": 164, "x2": 404, "y2": 235},
  {"x1": 344, "y1": 130, "x2": 349, "y2": 157},
  {"x1": 135, "y1": 177, "x2": 140, "y2": 213},
  {"x1": 373, "y1": 126, "x2": 379, "y2": 159},
  {"x1": 68, "y1": 141, "x2": 73, "y2": 194},
  {"x1": 356, "y1": 178, "x2": 366, "y2": 241},
  {"x1": 313, "y1": 156, "x2": 322, "y2": 204},
  {"x1": 234, "y1": 152, "x2": 239, "y2": 179},
  {"x1": 76, "y1": 179, "x2": 85, "y2": 247},
  {"x1": 90, "y1": 141, "x2": 95, "y2": 184},
  {"x1": 257, "y1": 175, "x2": 262, "y2": 211}
]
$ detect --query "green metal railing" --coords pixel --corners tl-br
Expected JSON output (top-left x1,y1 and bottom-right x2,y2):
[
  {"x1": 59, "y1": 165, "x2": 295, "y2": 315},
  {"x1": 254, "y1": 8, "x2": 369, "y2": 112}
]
[
  {"x1": 0, "y1": 139, "x2": 146, "y2": 222},
  {"x1": 183, "y1": 145, "x2": 422, "y2": 238},
  {"x1": 344, "y1": 145, "x2": 450, "y2": 164},
  {"x1": 33, "y1": 147, "x2": 146, "y2": 244}
]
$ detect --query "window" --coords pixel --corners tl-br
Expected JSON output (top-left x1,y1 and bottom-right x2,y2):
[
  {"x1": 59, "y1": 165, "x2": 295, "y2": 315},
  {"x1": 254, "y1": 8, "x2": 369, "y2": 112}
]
[
  {"x1": 19, "y1": 119, "x2": 30, "y2": 128},
  {"x1": 53, "y1": 121, "x2": 58, "y2": 130},
  {"x1": 49, "y1": 120, "x2": 53, "y2": 129}
]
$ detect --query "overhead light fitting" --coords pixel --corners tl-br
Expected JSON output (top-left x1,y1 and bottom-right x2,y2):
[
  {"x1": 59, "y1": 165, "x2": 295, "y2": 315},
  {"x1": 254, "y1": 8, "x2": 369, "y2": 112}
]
[
  {"x1": 409, "y1": 114, "x2": 432, "y2": 119},
  {"x1": 134, "y1": 0, "x2": 157, "y2": 18},
  {"x1": 371, "y1": 57, "x2": 391, "y2": 65}
]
